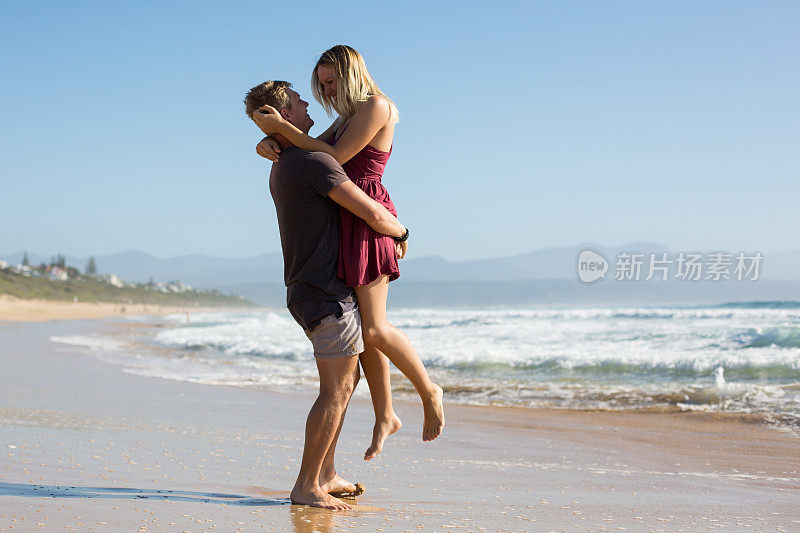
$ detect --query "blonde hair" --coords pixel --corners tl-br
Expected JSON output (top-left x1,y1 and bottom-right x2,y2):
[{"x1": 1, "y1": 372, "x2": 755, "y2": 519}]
[{"x1": 311, "y1": 45, "x2": 398, "y2": 123}]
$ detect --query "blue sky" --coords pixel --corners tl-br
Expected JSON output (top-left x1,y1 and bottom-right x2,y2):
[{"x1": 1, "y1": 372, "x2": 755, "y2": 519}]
[{"x1": 1, "y1": 1, "x2": 798, "y2": 261}]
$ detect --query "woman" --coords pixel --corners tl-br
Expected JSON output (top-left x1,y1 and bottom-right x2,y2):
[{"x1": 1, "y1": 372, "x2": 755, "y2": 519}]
[{"x1": 254, "y1": 45, "x2": 444, "y2": 460}]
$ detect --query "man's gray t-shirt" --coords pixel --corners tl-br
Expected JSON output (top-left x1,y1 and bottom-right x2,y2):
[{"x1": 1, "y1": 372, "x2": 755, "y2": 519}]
[{"x1": 269, "y1": 146, "x2": 355, "y2": 331}]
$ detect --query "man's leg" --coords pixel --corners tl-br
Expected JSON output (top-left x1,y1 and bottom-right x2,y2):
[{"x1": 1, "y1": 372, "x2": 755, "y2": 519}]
[
  {"x1": 318, "y1": 364, "x2": 361, "y2": 493},
  {"x1": 291, "y1": 354, "x2": 360, "y2": 510}
]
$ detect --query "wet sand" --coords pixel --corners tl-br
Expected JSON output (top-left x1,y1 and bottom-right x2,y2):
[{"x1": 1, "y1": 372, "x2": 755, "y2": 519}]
[
  {"x1": 0, "y1": 295, "x2": 234, "y2": 322},
  {"x1": 0, "y1": 319, "x2": 798, "y2": 532}
]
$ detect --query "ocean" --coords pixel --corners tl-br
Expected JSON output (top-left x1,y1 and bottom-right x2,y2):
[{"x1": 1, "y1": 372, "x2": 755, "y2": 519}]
[{"x1": 51, "y1": 302, "x2": 800, "y2": 435}]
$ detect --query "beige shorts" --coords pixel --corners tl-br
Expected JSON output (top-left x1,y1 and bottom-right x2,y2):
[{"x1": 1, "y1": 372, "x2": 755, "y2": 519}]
[{"x1": 304, "y1": 308, "x2": 364, "y2": 359}]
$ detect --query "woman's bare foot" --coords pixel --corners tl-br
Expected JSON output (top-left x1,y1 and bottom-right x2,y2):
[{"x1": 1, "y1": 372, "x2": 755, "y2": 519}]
[
  {"x1": 364, "y1": 414, "x2": 402, "y2": 460},
  {"x1": 319, "y1": 473, "x2": 361, "y2": 496},
  {"x1": 422, "y1": 384, "x2": 445, "y2": 441},
  {"x1": 290, "y1": 486, "x2": 352, "y2": 510}
]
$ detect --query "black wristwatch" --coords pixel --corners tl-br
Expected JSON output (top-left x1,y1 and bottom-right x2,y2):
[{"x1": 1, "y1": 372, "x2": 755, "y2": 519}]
[{"x1": 394, "y1": 227, "x2": 409, "y2": 243}]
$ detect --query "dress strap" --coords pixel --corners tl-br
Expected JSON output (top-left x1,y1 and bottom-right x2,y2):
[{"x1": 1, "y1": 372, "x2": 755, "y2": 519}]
[{"x1": 334, "y1": 119, "x2": 351, "y2": 143}]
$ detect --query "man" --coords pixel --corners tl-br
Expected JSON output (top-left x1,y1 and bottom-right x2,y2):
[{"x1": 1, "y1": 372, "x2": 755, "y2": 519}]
[{"x1": 243, "y1": 81, "x2": 408, "y2": 510}]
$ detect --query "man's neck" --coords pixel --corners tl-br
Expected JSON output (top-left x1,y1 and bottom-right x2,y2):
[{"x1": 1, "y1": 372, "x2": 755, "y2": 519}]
[
  {"x1": 274, "y1": 121, "x2": 311, "y2": 150},
  {"x1": 274, "y1": 133, "x2": 294, "y2": 150}
]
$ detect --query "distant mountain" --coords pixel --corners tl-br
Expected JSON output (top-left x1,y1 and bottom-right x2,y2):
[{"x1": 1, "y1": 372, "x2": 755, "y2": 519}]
[
  {"x1": 763, "y1": 249, "x2": 800, "y2": 280},
  {"x1": 3, "y1": 242, "x2": 797, "y2": 290},
  {"x1": 400, "y1": 241, "x2": 672, "y2": 281}
]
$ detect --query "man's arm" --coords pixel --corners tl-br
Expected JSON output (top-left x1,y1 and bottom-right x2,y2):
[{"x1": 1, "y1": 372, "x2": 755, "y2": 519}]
[{"x1": 328, "y1": 181, "x2": 406, "y2": 239}]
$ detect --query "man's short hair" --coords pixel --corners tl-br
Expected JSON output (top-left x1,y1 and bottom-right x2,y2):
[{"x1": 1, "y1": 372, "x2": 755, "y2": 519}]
[{"x1": 244, "y1": 81, "x2": 292, "y2": 118}]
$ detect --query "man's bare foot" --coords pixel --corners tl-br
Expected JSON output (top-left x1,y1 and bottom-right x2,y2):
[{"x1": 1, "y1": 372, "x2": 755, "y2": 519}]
[
  {"x1": 364, "y1": 414, "x2": 402, "y2": 460},
  {"x1": 290, "y1": 486, "x2": 352, "y2": 510},
  {"x1": 319, "y1": 473, "x2": 362, "y2": 496},
  {"x1": 422, "y1": 384, "x2": 445, "y2": 441}
]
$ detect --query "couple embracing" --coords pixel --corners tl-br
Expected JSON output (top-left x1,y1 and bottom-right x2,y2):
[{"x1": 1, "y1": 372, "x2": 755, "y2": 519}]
[{"x1": 244, "y1": 45, "x2": 445, "y2": 510}]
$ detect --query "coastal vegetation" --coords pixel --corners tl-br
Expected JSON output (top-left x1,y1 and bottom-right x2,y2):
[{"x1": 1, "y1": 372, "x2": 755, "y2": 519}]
[{"x1": 0, "y1": 255, "x2": 255, "y2": 307}]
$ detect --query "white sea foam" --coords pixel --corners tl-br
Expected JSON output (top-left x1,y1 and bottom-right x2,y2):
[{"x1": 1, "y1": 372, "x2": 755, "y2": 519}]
[
  {"x1": 153, "y1": 311, "x2": 311, "y2": 360},
  {"x1": 49, "y1": 305, "x2": 800, "y2": 432},
  {"x1": 441, "y1": 458, "x2": 800, "y2": 484},
  {"x1": 50, "y1": 335, "x2": 127, "y2": 352}
]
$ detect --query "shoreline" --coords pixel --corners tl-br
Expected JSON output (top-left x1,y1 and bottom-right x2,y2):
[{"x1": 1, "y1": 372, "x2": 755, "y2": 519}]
[
  {"x1": 0, "y1": 318, "x2": 798, "y2": 531},
  {"x1": 0, "y1": 294, "x2": 254, "y2": 322},
  {"x1": 50, "y1": 310, "x2": 800, "y2": 439}
]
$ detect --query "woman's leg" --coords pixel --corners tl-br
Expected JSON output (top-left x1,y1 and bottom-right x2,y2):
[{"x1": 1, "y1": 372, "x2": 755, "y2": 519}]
[
  {"x1": 358, "y1": 345, "x2": 402, "y2": 460},
  {"x1": 355, "y1": 275, "x2": 445, "y2": 441}
]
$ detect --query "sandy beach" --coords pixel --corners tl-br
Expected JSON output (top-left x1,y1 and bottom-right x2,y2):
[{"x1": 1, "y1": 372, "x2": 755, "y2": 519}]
[
  {"x1": 0, "y1": 296, "x2": 232, "y2": 323},
  {"x1": 1, "y1": 317, "x2": 798, "y2": 532}
]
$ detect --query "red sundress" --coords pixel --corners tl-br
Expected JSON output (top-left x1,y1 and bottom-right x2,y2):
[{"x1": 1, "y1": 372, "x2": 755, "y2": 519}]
[{"x1": 332, "y1": 131, "x2": 399, "y2": 287}]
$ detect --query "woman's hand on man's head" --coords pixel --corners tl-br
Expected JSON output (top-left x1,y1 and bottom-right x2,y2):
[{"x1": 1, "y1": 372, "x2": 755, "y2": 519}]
[{"x1": 252, "y1": 104, "x2": 286, "y2": 135}]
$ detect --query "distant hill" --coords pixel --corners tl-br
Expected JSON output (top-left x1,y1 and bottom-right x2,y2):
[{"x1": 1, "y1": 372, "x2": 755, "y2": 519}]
[
  {"x1": 0, "y1": 267, "x2": 256, "y2": 307},
  {"x1": 4, "y1": 243, "x2": 797, "y2": 292},
  {"x1": 3, "y1": 250, "x2": 284, "y2": 287},
  {"x1": 399, "y1": 241, "x2": 672, "y2": 281}
]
